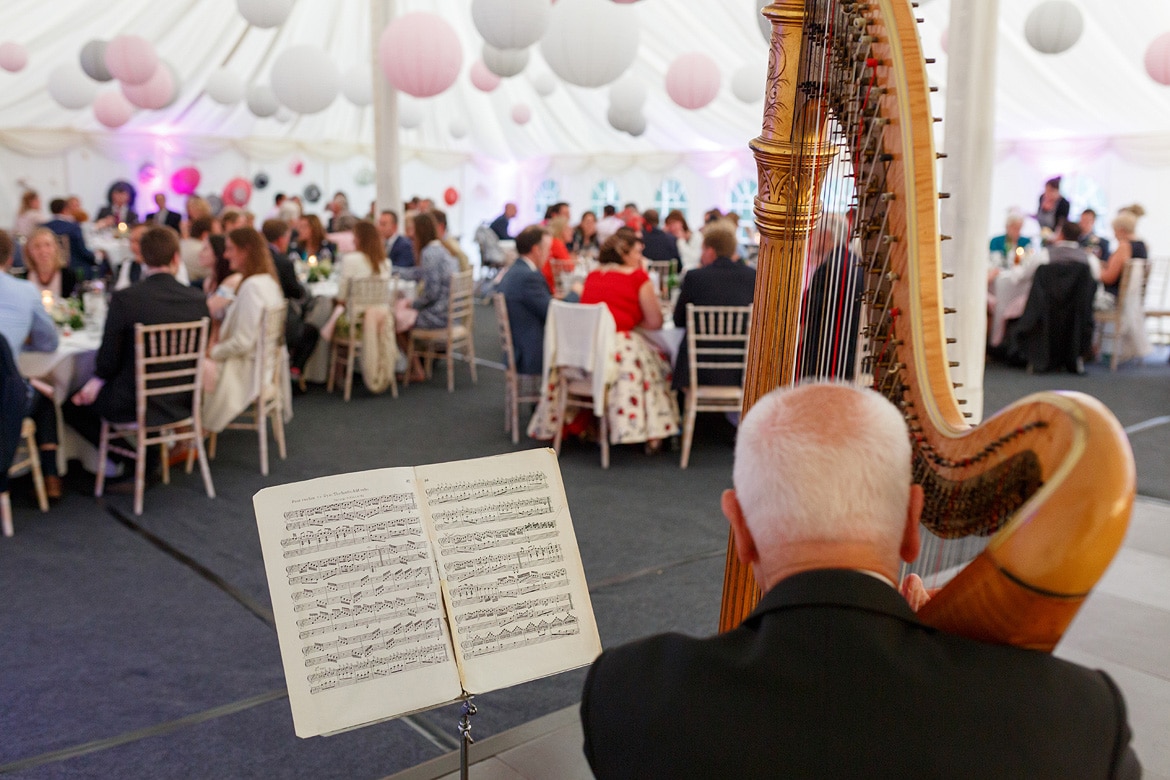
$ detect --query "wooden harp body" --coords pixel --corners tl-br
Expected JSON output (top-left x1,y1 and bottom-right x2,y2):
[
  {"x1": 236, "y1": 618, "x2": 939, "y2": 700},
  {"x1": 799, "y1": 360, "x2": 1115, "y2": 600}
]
[{"x1": 722, "y1": 0, "x2": 1135, "y2": 651}]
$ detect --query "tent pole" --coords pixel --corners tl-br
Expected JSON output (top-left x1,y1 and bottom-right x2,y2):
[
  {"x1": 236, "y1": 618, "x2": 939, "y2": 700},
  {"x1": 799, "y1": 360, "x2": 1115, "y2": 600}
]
[
  {"x1": 938, "y1": 0, "x2": 999, "y2": 424},
  {"x1": 371, "y1": 0, "x2": 401, "y2": 218}
]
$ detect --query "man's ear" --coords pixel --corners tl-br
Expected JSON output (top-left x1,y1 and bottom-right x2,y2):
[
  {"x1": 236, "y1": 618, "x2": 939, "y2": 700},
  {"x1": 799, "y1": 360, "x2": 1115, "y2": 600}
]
[
  {"x1": 900, "y1": 484, "x2": 923, "y2": 564},
  {"x1": 722, "y1": 489, "x2": 758, "y2": 566}
]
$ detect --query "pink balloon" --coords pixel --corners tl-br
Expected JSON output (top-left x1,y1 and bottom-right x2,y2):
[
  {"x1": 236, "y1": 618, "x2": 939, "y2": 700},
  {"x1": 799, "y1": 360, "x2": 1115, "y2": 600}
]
[
  {"x1": 94, "y1": 90, "x2": 135, "y2": 128},
  {"x1": 170, "y1": 167, "x2": 201, "y2": 195},
  {"x1": 1145, "y1": 32, "x2": 1170, "y2": 86},
  {"x1": 511, "y1": 103, "x2": 531, "y2": 125},
  {"x1": 470, "y1": 60, "x2": 501, "y2": 92},
  {"x1": 0, "y1": 41, "x2": 28, "y2": 73},
  {"x1": 443, "y1": 187, "x2": 459, "y2": 206},
  {"x1": 105, "y1": 35, "x2": 159, "y2": 86},
  {"x1": 379, "y1": 12, "x2": 463, "y2": 98},
  {"x1": 222, "y1": 177, "x2": 252, "y2": 207},
  {"x1": 290, "y1": 159, "x2": 304, "y2": 175},
  {"x1": 665, "y1": 52, "x2": 720, "y2": 110},
  {"x1": 121, "y1": 64, "x2": 174, "y2": 110}
]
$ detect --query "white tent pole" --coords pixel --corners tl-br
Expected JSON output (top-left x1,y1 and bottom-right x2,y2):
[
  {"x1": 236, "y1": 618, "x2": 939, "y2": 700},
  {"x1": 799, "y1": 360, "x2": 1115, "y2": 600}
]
[
  {"x1": 939, "y1": 0, "x2": 999, "y2": 424},
  {"x1": 371, "y1": 0, "x2": 401, "y2": 217}
]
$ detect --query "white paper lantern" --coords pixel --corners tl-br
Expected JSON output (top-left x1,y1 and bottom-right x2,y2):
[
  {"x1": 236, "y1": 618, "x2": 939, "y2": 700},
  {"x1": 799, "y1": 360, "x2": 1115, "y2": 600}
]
[
  {"x1": 121, "y1": 61, "x2": 175, "y2": 109},
  {"x1": 0, "y1": 42, "x2": 29, "y2": 73},
  {"x1": 246, "y1": 83, "x2": 280, "y2": 117},
  {"x1": 275, "y1": 107, "x2": 294, "y2": 123},
  {"x1": 94, "y1": 90, "x2": 135, "y2": 128},
  {"x1": 482, "y1": 44, "x2": 529, "y2": 78},
  {"x1": 608, "y1": 75, "x2": 647, "y2": 113},
  {"x1": 342, "y1": 65, "x2": 372, "y2": 106},
  {"x1": 472, "y1": 0, "x2": 550, "y2": 50},
  {"x1": 541, "y1": 0, "x2": 639, "y2": 88},
  {"x1": 79, "y1": 40, "x2": 112, "y2": 82},
  {"x1": 379, "y1": 13, "x2": 463, "y2": 98},
  {"x1": 205, "y1": 68, "x2": 245, "y2": 105},
  {"x1": 450, "y1": 117, "x2": 468, "y2": 139},
  {"x1": 756, "y1": 0, "x2": 771, "y2": 44},
  {"x1": 471, "y1": 60, "x2": 501, "y2": 92},
  {"x1": 625, "y1": 111, "x2": 646, "y2": 137},
  {"x1": 48, "y1": 62, "x2": 98, "y2": 109},
  {"x1": 399, "y1": 98, "x2": 424, "y2": 129},
  {"x1": 665, "y1": 52, "x2": 720, "y2": 110},
  {"x1": 271, "y1": 44, "x2": 339, "y2": 114},
  {"x1": 237, "y1": 0, "x2": 294, "y2": 28},
  {"x1": 731, "y1": 63, "x2": 765, "y2": 103},
  {"x1": 1145, "y1": 32, "x2": 1170, "y2": 86},
  {"x1": 511, "y1": 103, "x2": 531, "y2": 125},
  {"x1": 530, "y1": 70, "x2": 557, "y2": 97},
  {"x1": 607, "y1": 103, "x2": 642, "y2": 134},
  {"x1": 105, "y1": 35, "x2": 159, "y2": 86},
  {"x1": 1024, "y1": 1, "x2": 1083, "y2": 55}
]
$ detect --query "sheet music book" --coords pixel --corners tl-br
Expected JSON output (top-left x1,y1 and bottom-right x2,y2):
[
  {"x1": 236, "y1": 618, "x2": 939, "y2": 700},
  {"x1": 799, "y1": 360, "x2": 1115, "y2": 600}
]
[{"x1": 253, "y1": 448, "x2": 602, "y2": 738}]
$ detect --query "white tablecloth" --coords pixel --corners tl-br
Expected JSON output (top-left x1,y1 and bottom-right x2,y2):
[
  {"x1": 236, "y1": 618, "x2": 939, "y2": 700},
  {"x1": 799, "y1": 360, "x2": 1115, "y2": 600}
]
[
  {"x1": 17, "y1": 329, "x2": 102, "y2": 474},
  {"x1": 88, "y1": 233, "x2": 134, "y2": 271},
  {"x1": 637, "y1": 323, "x2": 683, "y2": 368},
  {"x1": 302, "y1": 278, "x2": 416, "y2": 384}
]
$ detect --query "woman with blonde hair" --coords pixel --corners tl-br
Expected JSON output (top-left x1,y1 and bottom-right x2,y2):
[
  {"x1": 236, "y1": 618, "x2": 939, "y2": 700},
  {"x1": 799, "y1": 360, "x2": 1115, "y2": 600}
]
[
  {"x1": 25, "y1": 227, "x2": 77, "y2": 298},
  {"x1": 202, "y1": 228, "x2": 289, "y2": 433},
  {"x1": 15, "y1": 190, "x2": 46, "y2": 239},
  {"x1": 1101, "y1": 204, "x2": 1148, "y2": 299}
]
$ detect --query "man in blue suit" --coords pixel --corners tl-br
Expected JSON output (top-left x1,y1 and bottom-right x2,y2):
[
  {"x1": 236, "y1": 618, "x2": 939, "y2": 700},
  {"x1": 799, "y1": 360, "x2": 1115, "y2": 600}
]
[
  {"x1": 496, "y1": 225, "x2": 553, "y2": 379},
  {"x1": 377, "y1": 210, "x2": 415, "y2": 269},
  {"x1": 43, "y1": 198, "x2": 97, "y2": 278}
]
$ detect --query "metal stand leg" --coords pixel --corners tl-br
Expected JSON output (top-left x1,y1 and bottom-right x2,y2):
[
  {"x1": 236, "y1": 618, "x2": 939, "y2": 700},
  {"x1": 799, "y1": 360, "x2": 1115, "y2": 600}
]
[{"x1": 458, "y1": 696, "x2": 477, "y2": 780}]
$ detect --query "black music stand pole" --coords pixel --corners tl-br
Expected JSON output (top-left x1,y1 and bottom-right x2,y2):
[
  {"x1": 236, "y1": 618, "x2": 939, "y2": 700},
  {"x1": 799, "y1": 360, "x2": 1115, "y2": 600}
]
[{"x1": 458, "y1": 695, "x2": 477, "y2": 780}]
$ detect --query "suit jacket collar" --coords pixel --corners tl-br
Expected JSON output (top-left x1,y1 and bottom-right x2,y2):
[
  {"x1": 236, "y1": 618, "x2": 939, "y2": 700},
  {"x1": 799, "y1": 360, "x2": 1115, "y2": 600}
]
[
  {"x1": 711, "y1": 256, "x2": 740, "y2": 269},
  {"x1": 745, "y1": 568, "x2": 922, "y2": 628}
]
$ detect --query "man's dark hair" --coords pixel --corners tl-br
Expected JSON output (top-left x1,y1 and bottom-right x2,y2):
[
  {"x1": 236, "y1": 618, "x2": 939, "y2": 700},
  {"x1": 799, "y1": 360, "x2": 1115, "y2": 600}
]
[
  {"x1": 274, "y1": 193, "x2": 285, "y2": 204},
  {"x1": 189, "y1": 216, "x2": 214, "y2": 240},
  {"x1": 431, "y1": 208, "x2": 447, "y2": 229},
  {"x1": 0, "y1": 229, "x2": 12, "y2": 267},
  {"x1": 703, "y1": 224, "x2": 738, "y2": 258},
  {"x1": 623, "y1": 202, "x2": 637, "y2": 211},
  {"x1": 642, "y1": 209, "x2": 660, "y2": 228},
  {"x1": 380, "y1": 210, "x2": 398, "y2": 226},
  {"x1": 515, "y1": 225, "x2": 548, "y2": 256},
  {"x1": 602, "y1": 204, "x2": 617, "y2": 217},
  {"x1": 1060, "y1": 220, "x2": 1082, "y2": 242},
  {"x1": 50, "y1": 198, "x2": 68, "y2": 215},
  {"x1": 1080, "y1": 208, "x2": 1096, "y2": 219},
  {"x1": 140, "y1": 226, "x2": 180, "y2": 268},
  {"x1": 261, "y1": 219, "x2": 289, "y2": 243}
]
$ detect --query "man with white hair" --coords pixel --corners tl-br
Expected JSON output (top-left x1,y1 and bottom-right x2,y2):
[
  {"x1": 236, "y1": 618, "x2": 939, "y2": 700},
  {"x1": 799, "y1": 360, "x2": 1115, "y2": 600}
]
[{"x1": 581, "y1": 382, "x2": 1139, "y2": 779}]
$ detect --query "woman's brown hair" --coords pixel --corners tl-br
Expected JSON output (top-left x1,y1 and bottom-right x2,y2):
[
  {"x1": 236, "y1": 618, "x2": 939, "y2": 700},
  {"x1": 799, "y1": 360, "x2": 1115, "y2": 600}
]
[
  {"x1": 411, "y1": 212, "x2": 438, "y2": 265},
  {"x1": 227, "y1": 227, "x2": 277, "y2": 282},
  {"x1": 598, "y1": 226, "x2": 641, "y2": 266},
  {"x1": 302, "y1": 214, "x2": 327, "y2": 253},
  {"x1": 352, "y1": 220, "x2": 385, "y2": 275}
]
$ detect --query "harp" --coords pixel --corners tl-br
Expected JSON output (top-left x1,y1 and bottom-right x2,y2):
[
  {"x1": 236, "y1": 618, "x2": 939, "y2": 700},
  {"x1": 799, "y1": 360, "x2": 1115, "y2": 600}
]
[{"x1": 720, "y1": 0, "x2": 1135, "y2": 651}]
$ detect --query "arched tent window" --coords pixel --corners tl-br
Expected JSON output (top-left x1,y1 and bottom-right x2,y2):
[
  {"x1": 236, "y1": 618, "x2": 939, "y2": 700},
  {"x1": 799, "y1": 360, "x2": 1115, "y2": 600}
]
[
  {"x1": 1063, "y1": 173, "x2": 1107, "y2": 223},
  {"x1": 590, "y1": 179, "x2": 620, "y2": 216},
  {"x1": 654, "y1": 178, "x2": 688, "y2": 219},
  {"x1": 535, "y1": 179, "x2": 561, "y2": 219},
  {"x1": 729, "y1": 178, "x2": 758, "y2": 243}
]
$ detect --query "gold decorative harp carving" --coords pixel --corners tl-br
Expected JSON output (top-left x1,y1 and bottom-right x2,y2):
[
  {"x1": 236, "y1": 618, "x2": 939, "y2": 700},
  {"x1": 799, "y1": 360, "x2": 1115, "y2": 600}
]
[{"x1": 720, "y1": 0, "x2": 1135, "y2": 651}]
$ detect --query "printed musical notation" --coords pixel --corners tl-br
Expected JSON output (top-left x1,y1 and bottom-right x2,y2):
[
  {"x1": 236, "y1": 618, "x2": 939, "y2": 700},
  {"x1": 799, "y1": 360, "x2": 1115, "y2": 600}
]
[
  {"x1": 425, "y1": 471, "x2": 549, "y2": 505},
  {"x1": 431, "y1": 497, "x2": 554, "y2": 531},
  {"x1": 459, "y1": 614, "x2": 581, "y2": 658},
  {"x1": 307, "y1": 641, "x2": 450, "y2": 694}
]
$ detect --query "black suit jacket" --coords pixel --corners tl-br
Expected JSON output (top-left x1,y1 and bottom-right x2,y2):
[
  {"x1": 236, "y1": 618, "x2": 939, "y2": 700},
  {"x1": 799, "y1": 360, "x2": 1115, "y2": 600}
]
[
  {"x1": 496, "y1": 259, "x2": 551, "y2": 376},
  {"x1": 43, "y1": 217, "x2": 96, "y2": 272},
  {"x1": 95, "y1": 205, "x2": 139, "y2": 226},
  {"x1": 582, "y1": 569, "x2": 1139, "y2": 779},
  {"x1": 269, "y1": 246, "x2": 307, "y2": 302},
  {"x1": 147, "y1": 209, "x2": 182, "y2": 231},
  {"x1": 642, "y1": 227, "x2": 680, "y2": 263},
  {"x1": 93, "y1": 273, "x2": 210, "y2": 424},
  {"x1": 670, "y1": 256, "x2": 756, "y2": 390},
  {"x1": 1012, "y1": 261, "x2": 1096, "y2": 373}
]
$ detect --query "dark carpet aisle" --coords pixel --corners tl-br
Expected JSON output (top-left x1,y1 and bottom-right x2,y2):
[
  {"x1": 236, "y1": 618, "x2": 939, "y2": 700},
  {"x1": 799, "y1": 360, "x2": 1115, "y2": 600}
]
[{"x1": 1, "y1": 310, "x2": 1166, "y2": 779}]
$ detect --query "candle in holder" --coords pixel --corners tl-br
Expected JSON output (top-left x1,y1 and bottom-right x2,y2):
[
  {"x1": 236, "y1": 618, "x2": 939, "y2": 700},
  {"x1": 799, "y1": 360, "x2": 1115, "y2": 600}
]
[
  {"x1": 308, "y1": 255, "x2": 318, "y2": 267},
  {"x1": 41, "y1": 289, "x2": 53, "y2": 313},
  {"x1": 117, "y1": 221, "x2": 128, "y2": 236}
]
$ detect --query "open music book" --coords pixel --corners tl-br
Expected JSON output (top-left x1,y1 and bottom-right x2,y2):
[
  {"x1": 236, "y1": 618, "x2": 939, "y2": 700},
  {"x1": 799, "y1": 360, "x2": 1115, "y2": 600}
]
[{"x1": 253, "y1": 448, "x2": 602, "y2": 738}]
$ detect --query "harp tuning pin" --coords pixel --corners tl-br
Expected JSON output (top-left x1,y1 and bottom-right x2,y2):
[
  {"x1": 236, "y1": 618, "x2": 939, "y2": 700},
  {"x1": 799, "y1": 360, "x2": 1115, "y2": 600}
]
[
  {"x1": 937, "y1": 152, "x2": 948, "y2": 159},
  {"x1": 956, "y1": 399, "x2": 967, "y2": 405},
  {"x1": 944, "y1": 307, "x2": 957, "y2": 314},
  {"x1": 933, "y1": 116, "x2": 943, "y2": 123},
  {"x1": 929, "y1": 86, "x2": 939, "y2": 93},
  {"x1": 940, "y1": 234, "x2": 953, "y2": 241},
  {"x1": 925, "y1": 58, "x2": 937, "y2": 64},
  {"x1": 938, "y1": 192, "x2": 951, "y2": 199},
  {"x1": 948, "y1": 361, "x2": 960, "y2": 368},
  {"x1": 946, "y1": 338, "x2": 957, "y2": 344},
  {"x1": 881, "y1": 192, "x2": 896, "y2": 202},
  {"x1": 952, "y1": 382, "x2": 964, "y2": 388},
  {"x1": 942, "y1": 272, "x2": 955, "y2": 279},
  {"x1": 917, "y1": 17, "x2": 925, "y2": 23},
  {"x1": 963, "y1": 412, "x2": 974, "y2": 419},
  {"x1": 886, "y1": 272, "x2": 900, "y2": 282}
]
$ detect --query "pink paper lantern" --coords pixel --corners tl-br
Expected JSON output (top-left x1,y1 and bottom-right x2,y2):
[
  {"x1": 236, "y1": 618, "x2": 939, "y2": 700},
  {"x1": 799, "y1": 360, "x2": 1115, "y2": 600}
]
[
  {"x1": 470, "y1": 60, "x2": 501, "y2": 92},
  {"x1": 94, "y1": 91, "x2": 135, "y2": 128},
  {"x1": 0, "y1": 41, "x2": 28, "y2": 73},
  {"x1": 665, "y1": 52, "x2": 720, "y2": 110},
  {"x1": 444, "y1": 187, "x2": 459, "y2": 206},
  {"x1": 222, "y1": 177, "x2": 252, "y2": 207},
  {"x1": 379, "y1": 12, "x2": 463, "y2": 98},
  {"x1": 1145, "y1": 32, "x2": 1170, "y2": 86},
  {"x1": 171, "y1": 167, "x2": 202, "y2": 195},
  {"x1": 105, "y1": 35, "x2": 159, "y2": 86},
  {"x1": 511, "y1": 103, "x2": 531, "y2": 125},
  {"x1": 289, "y1": 159, "x2": 304, "y2": 175},
  {"x1": 121, "y1": 64, "x2": 175, "y2": 110}
]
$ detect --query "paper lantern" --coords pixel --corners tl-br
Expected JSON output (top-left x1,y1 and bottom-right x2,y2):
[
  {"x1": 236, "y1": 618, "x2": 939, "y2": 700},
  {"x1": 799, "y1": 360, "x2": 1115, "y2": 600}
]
[
  {"x1": 290, "y1": 159, "x2": 304, "y2": 175},
  {"x1": 399, "y1": 98, "x2": 424, "y2": 129},
  {"x1": 511, "y1": 103, "x2": 531, "y2": 125},
  {"x1": 79, "y1": 40, "x2": 112, "y2": 81},
  {"x1": 541, "y1": 0, "x2": 639, "y2": 88},
  {"x1": 0, "y1": 42, "x2": 28, "y2": 73},
  {"x1": 471, "y1": 60, "x2": 501, "y2": 92},
  {"x1": 237, "y1": 0, "x2": 294, "y2": 28},
  {"x1": 205, "y1": 68, "x2": 245, "y2": 105},
  {"x1": 354, "y1": 167, "x2": 375, "y2": 186},
  {"x1": 303, "y1": 184, "x2": 321, "y2": 203},
  {"x1": 666, "y1": 53, "x2": 720, "y2": 110},
  {"x1": 607, "y1": 103, "x2": 640, "y2": 133},
  {"x1": 271, "y1": 45, "x2": 339, "y2": 114},
  {"x1": 48, "y1": 62, "x2": 98, "y2": 109},
  {"x1": 1024, "y1": 1, "x2": 1083, "y2": 55},
  {"x1": 483, "y1": 44, "x2": 529, "y2": 78},
  {"x1": 530, "y1": 70, "x2": 557, "y2": 97},
  {"x1": 105, "y1": 35, "x2": 159, "y2": 86},
  {"x1": 274, "y1": 107, "x2": 293, "y2": 123},
  {"x1": 625, "y1": 112, "x2": 646, "y2": 137},
  {"x1": 222, "y1": 177, "x2": 252, "y2": 207},
  {"x1": 206, "y1": 195, "x2": 224, "y2": 214},
  {"x1": 253, "y1": 172, "x2": 270, "y2": 190},
  {"x1": 379, "y1": 13, "x2": 463, "y2": 98},
  {"x1": 138, "y1": 163, "x2": 159, "y2": 186},
  {"x1": 342, "y1": 65, "x2": 372, "y2": 106},
  {"x1": 731, "y1": 63, "x2": 765, "y2": 103},
  {"x1": 171, "y1": 167, "x2": 202, "y2": 195},
  {"x1": 121, "y1": 63, "x2": 175, "y2": 110},
  {"x1": 160, "y1": 62, "x2": 183, "y2": 109},
  {"x1": 246, "y1": 84, "x2": 280, "y2": 117},
  {"x1": 756, "y1": 0, "x2": 770, "y2": 44},
  {"x1": 1145, "y1": 33, "x2": 1170, "y2": 86},
  {"x1": 444, "y1": 187, "x2": 459, "y2": 206},
  {"x1": 94, "y1": 91, "x2": 135, "y2": 128},
  {"x1": 472, "y1": 0, "x2": 550, "y2": 50},
  {"x1": 449, "y1": 117, "x2": 468, "y2": 139},
  {"x1": 608, "y1": 76, "x2": 646, "y2": 113}
]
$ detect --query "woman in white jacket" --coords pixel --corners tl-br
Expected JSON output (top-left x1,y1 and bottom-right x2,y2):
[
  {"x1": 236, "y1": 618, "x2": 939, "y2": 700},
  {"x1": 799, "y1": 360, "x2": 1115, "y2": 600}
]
[{"x1": 203, "y1": 227, "x2": 286, "y2": 433}]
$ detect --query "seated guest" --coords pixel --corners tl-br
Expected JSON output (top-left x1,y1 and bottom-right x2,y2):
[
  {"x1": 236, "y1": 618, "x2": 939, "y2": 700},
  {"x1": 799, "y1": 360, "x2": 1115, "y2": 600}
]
[
  {"x1": 147, "y1": 193, "x2": 181, "y2": 231},
  {"x1": 671, "y1": 224, "x2": 756, "y2": 391},
  {"x1": 0, "y1": 230, "x2": 62, "y2": 499},
  {"x1": 581, "y1": 382, "x2": 1140, "y2": 779},
  {"x1": 490, "y1": 202, "x2": 517, "y2": 240},
  {"x1": 291, "y1": 214, "x2": 337, "y2": 262},
  {"x1": 1077, "y1": 208, "x2": 1110, "y2": 261},
  {"x1": 185, "y1": 195, "x2": 212, "y2": 228},
  {"x1": 320, "y1": 219, "x2": 392, "y2": 341},
  {"x1": 43, "y1": 198, "x2": 97, "y2": 278},
  {"x1": 220, "y1": 209, "x2": 245, "y2": 234},
  {"x1": 200, "y1": 234, "x2": 239, "y2": 341},
  {"x1": 664, "y1": 209, "x2": 703, "y2": 271},
  {"x1": 497, "y1": 225, "x2": 553, "y2": 380},
  {"x1": 529, "y1": 228, "x2": 680, "y2": 450},
  {"x1": 800, "y1": 213, "x2": 862, "y2": 380},
  {"x1": 431, "y1": 208, "x2": 470, "y2": 273},
  {"x1": 640, "y1": 208, "x2": 681, "y2": 266},
  {"x1": 261, "y1": 219, "x2": 318, "y2": 380},
  {"x1": 541, "y1": 216, "x2": 576, "y2": 294},
  {"x1": 180, "y1": 217, "x2": 214, "y2": 287},
  {"x1": 24, "y1": 228, "x2": 77, "y2": 299},
  {"x1": 570, "y1": 211, "x2": 599, "y2": 254},
  {"x1": 394, "y1": 212, "x2": 458, "y2": 333},
  {"x1": 116, "y1": 225, "x2": 191, "y2": 290},
  {"x1": 262, "y1": 219, "x2": 306, "y2": 301},
  {"x1": 95, "y1": 181, "x2": 139, "y2": 228},
  {"x1": 325, "y1": 191, "x2": 353, "y2": 233},
  {"x1": 989, "y1": 211, "x2": 1032, "y2": 268},
  {"x1": 1100, "y1": 205, "x2": 1148, "y2": 300},
  {"x1": 15, "y1": 190, "x2": 47, "y2": 240},
  {"x1": 377, "y1": 210, "x2": 414, "y2": 269},
  {"x1": 202, "y1": 228, "x2": 287, "y2": 433},
  {"x1": 64, "y1": 228, "x2": 210, "y2": 479}
]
